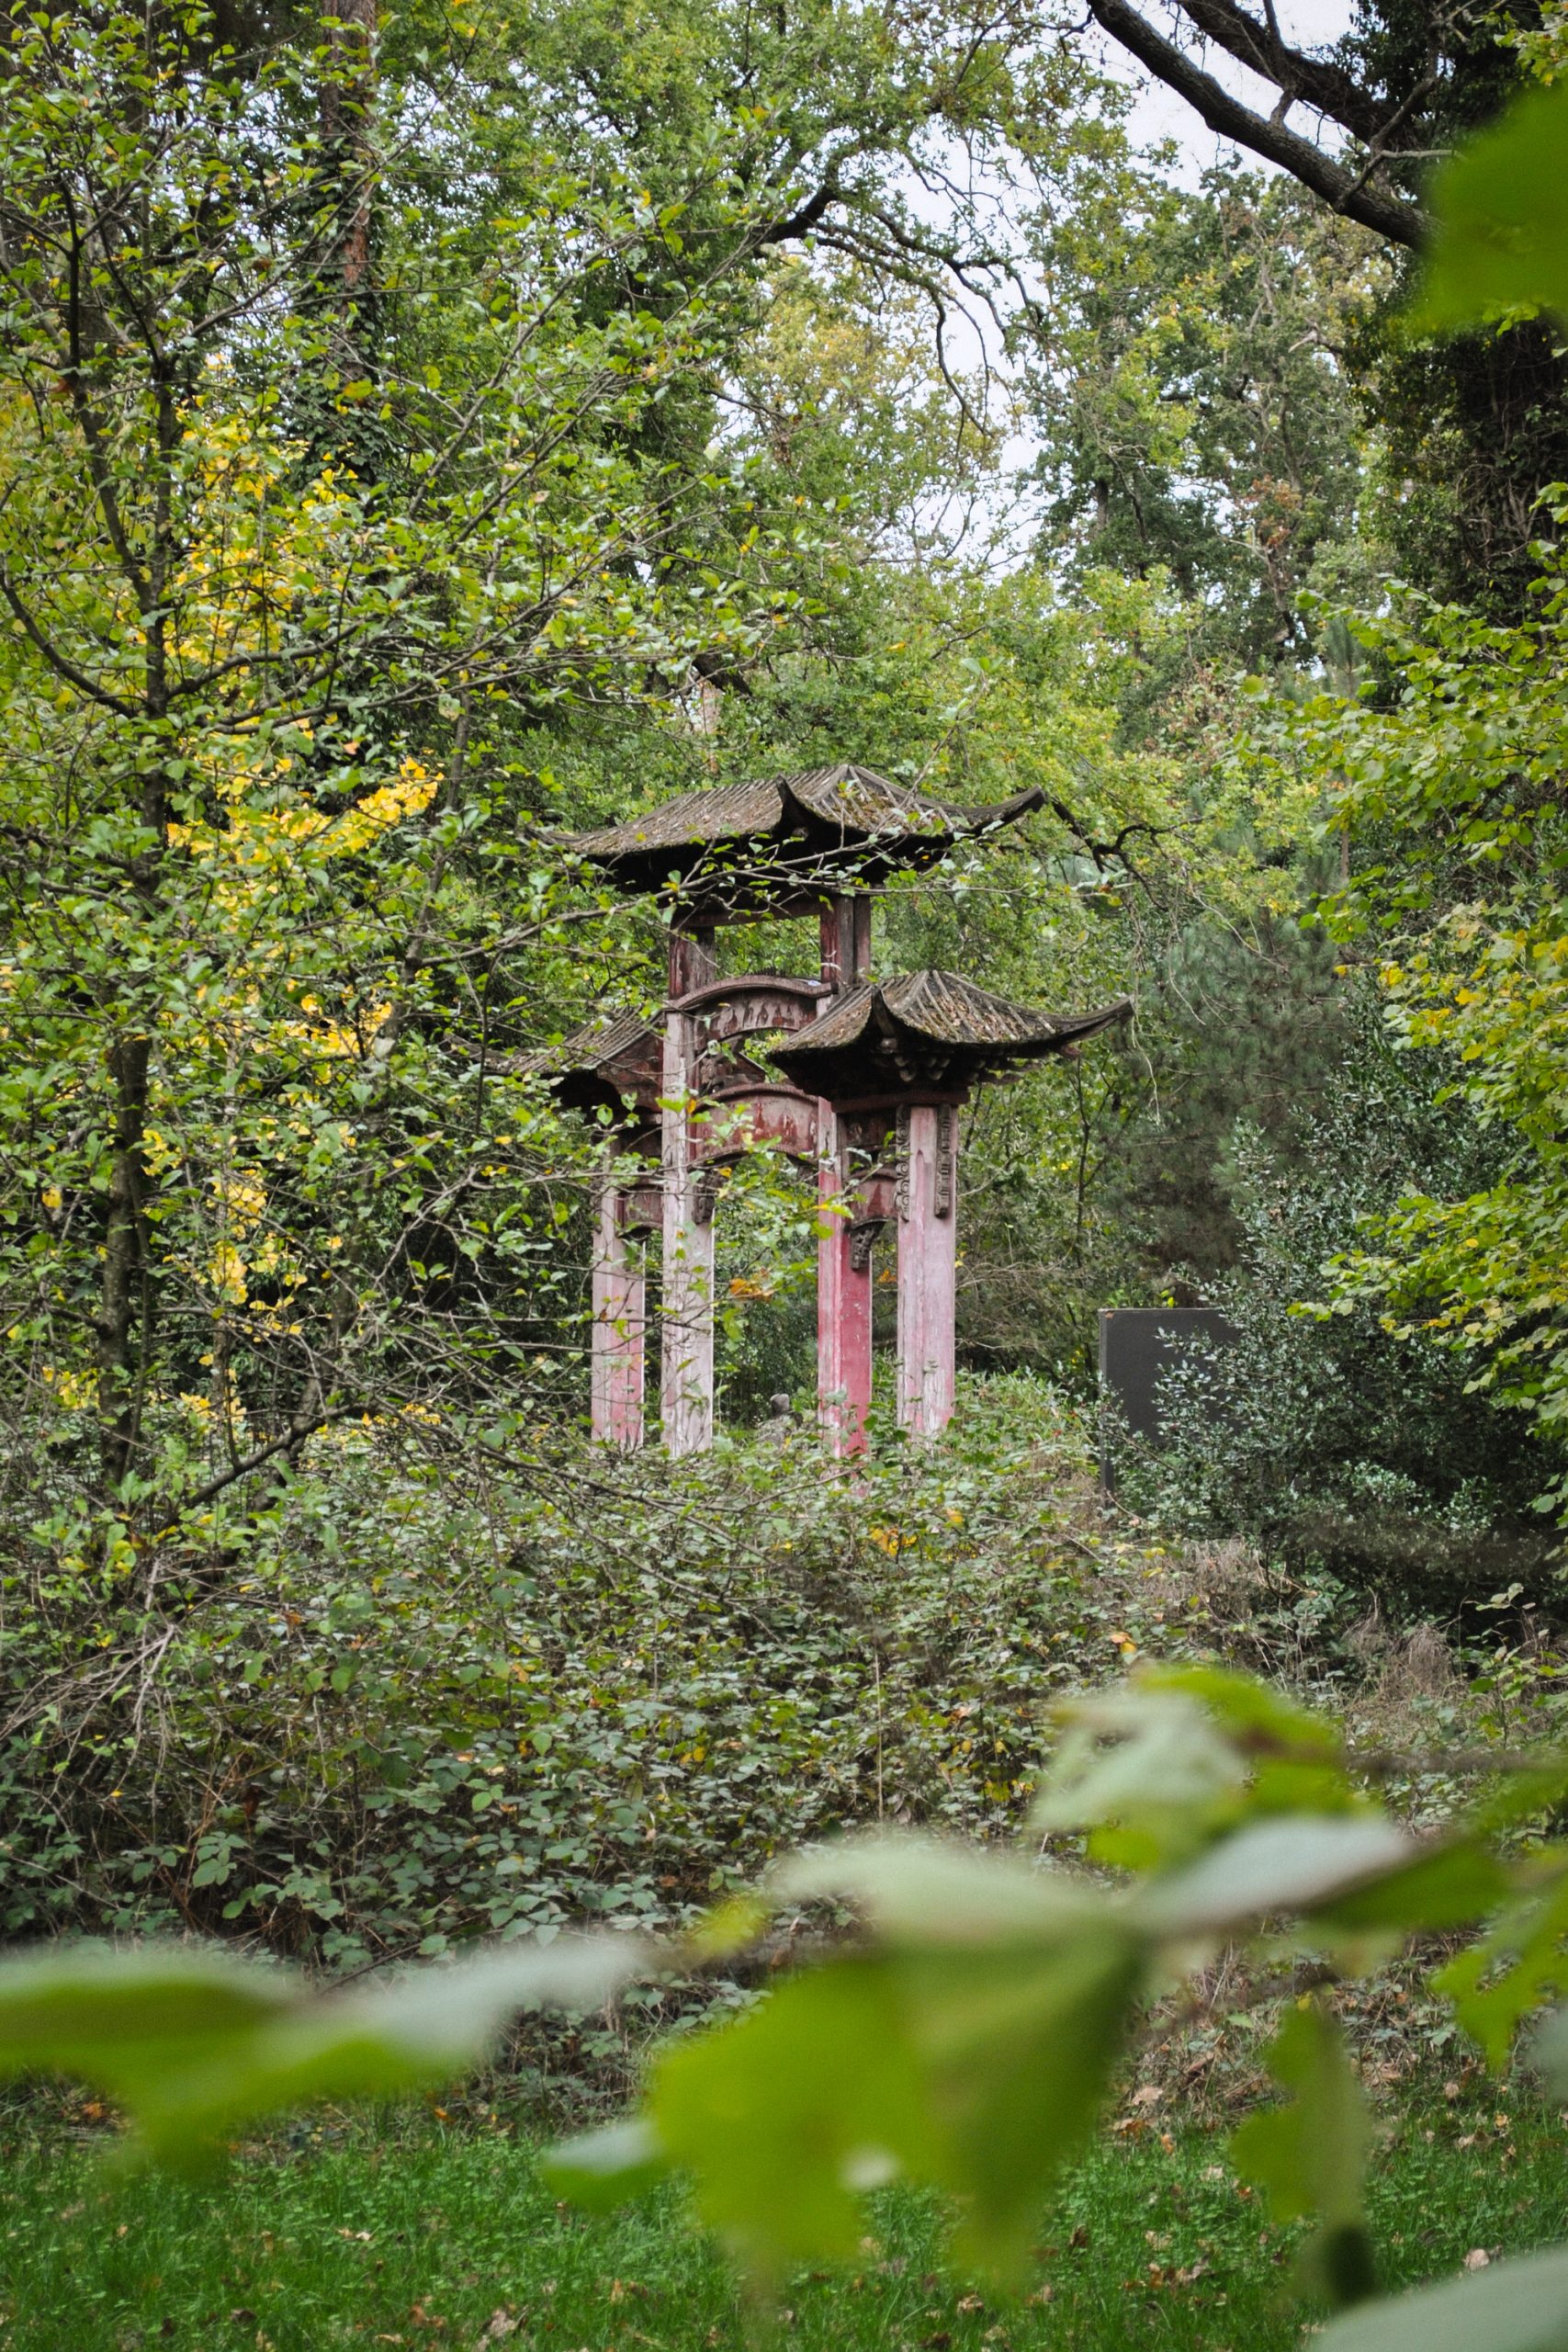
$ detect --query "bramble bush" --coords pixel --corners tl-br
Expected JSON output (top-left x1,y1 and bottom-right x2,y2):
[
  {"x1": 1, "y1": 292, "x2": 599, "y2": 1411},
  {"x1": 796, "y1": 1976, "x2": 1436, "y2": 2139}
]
[{"x1": 0, "y1": 1378, "x2": 1202, "y2": 1974}]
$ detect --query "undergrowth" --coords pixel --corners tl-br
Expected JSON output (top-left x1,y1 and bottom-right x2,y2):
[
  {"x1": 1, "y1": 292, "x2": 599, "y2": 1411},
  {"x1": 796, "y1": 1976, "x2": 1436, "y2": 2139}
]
[
  {"x1": 2, "y1": 1379, "x2": 1187, "y2": 1970},
  {"x1": 4, "y1": 1371, "x2": 1564, "y2": 2113}
]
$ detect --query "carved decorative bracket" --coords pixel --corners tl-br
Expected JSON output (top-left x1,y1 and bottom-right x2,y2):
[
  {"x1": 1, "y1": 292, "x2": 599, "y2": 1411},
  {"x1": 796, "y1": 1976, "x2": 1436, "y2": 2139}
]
[{"x1": 935, "y1": 1103, "x2": 956, "y2": 1219}]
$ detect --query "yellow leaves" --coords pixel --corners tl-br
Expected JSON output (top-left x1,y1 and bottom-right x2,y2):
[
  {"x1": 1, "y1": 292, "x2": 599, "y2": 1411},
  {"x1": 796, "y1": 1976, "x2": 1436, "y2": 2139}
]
[
  {"x1": 213, "y1": 1171, "x2": 266, "y2": 1231},
  {"x1": 209, "y1": 1238, "x2": 248, "y2": 1304},
  {"x1": 868, "y1": 1525, "x2": 909, "y2": 1556},
  {"x1": 327, "y1": 759, "x2": 437, "y2": 854},
  {"x1": 139, "y1": 1125, "x2": 184, "y2": 1179},
  {"x1": 175, "y1": 753, "x2": 438, "y2": 879}
]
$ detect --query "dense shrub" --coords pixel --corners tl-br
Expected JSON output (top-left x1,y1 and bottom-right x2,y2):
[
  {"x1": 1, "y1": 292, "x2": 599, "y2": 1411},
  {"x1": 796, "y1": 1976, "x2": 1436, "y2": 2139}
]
[
  {"x1": 1116, "y1": 1032, "x2": 1555, "y2": 1613},
  {"x1": 0, "y1": 1379, "x2": 1192, "y2": 1970}
]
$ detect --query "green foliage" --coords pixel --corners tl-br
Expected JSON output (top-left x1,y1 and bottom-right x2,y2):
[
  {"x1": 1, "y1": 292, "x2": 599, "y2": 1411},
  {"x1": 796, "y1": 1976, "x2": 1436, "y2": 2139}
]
[
  {"x1": 0, "y1": 1938, "x2": 638, "y2": 2164},
  {"x1": 1231, "y1": 2000, "x2": 1376, "y2": 2302},
  {"x1": 641, "y1": 1872, "x2": 1141, "y2": 2280},
  {"x1": 0, "y1": 1382, "x2": 1190, "y2": 1963},
  {"x1": 1117, "y1": 1046, "x2": 1551, "y2": 1603},
  {"x1": 1436, "y1": 1868, "x2": 1568, "y2": 2070},
  {"x1": 7, "y1": 1665, "x2": 1568, "y2": 2352},
  {"x1": 1027, "y1": 163, "x2": 1380, "y2": 673},
  {"x1": 1417, "y1": 81, "x2": 1568, "y2": 331},
  {"x1": 533, "y1": 1667, "x2": 1532, "y2": 2305},
  {"x1": 1247, "y1": 526, "x2": 1568, "y2": 1505}
]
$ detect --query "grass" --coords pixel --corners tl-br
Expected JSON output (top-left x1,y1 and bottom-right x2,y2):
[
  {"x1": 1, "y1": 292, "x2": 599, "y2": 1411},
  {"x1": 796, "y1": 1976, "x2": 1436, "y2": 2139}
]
[{"x1": 0, "y1": 2098, "x2": 1563, "y2": 2351}]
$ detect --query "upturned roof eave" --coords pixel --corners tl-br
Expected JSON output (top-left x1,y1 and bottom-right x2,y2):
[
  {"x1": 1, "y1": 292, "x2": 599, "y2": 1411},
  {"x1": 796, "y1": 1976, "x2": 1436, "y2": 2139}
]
[{"x1": 558, "y1": 765, "x2": 1045, "y2": 884}]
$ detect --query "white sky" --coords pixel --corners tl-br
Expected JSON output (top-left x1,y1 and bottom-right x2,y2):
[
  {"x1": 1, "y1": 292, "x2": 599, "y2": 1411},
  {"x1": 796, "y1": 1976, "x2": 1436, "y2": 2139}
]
[
  {"x1": 1108, "y1": 0, "x2": 1362, "y2": 180},
  {"x1": 913, "y1": 0, "x2": 1371, "y2": 550}
]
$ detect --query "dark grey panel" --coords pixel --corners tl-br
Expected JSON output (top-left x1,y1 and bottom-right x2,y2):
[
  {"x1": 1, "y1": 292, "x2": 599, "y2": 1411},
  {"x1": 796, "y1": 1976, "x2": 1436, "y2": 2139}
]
[{"x1": 1098, "y1": 1307, "x2": 1236, "y2": 1490}]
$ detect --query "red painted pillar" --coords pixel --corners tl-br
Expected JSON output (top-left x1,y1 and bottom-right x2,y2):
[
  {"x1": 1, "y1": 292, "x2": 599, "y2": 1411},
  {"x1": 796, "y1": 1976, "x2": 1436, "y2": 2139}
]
[
  {"x1": 897, "y1": 1102, "x2": 958, "y2": 1438},
  {"x1": 661, "y1": 930, "x2": 716, "y2": 1456},
  {"x1": 591, "y1": 1177, "x2": 645, "y2": 1449},
  {"x1": 816, "y1": 898, "x2": 873, "y2": 1452},
  {"x1": 818, "y1": 1114, "x2": 873, "y2": 1455}
]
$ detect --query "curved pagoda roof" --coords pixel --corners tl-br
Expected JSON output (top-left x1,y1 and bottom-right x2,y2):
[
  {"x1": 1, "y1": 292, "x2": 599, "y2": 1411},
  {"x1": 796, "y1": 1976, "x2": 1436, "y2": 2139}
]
[
  {"x1": 563, "y1": 763, "x2": 1043, "y2": 921},
  {"x1": 768, "y1": 972, "x2": 1132, "y2": 1105},
  {"x1": 517, "y1": 1012, "x2": 769, "y2": 1135},
  {"x1": 514, "y1": 1012, "x2": 663, "y2": 1124}
]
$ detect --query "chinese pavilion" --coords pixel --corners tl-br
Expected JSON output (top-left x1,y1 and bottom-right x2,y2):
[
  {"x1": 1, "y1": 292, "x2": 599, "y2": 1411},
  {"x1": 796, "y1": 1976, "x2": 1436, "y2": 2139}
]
[{"x1": 529, "y1": 763, "x2": 1130, "y2": 1454}]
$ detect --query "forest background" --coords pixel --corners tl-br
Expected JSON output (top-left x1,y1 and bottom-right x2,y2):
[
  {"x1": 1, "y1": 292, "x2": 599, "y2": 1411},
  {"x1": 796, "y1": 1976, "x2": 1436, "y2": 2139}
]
[{"x1": 6, "y1": 0, "x2": 1568, "y2": 1987}]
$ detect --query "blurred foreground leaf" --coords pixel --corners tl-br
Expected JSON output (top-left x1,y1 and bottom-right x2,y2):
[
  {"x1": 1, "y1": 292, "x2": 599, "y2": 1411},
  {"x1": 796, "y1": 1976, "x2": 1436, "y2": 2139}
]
[
  {"x1": 644, "y1": 1922, "x2": 1140, "y2": 2282},
  {"x1": 1416, "y1": 81, "x2": 1568, "y2": 330},
  {"x1": 1319, "y1": 2245, "x2": 1568, "y2": 2352},
  {"x1": 0, "y1": 1936, "x2": 649, "y2": 2163},
  {"x1": 1232, "y1": 1998, "x2": 1375, "y2": 2306}
]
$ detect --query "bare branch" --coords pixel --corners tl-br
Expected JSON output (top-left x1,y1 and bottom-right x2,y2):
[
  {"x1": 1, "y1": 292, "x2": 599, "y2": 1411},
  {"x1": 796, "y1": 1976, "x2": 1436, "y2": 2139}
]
[
  {"x1": 1173, "y1": 0, "x2": 1391, "y2": 142},
  {"x1": 1084, "y1": 0, "x2": 1424, "y2": 246}
]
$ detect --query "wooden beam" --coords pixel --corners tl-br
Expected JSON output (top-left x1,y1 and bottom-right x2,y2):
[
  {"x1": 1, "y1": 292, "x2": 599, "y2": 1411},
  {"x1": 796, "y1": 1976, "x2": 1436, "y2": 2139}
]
[
  {"x1": 896, "y1": 1102, "x2": 957, "y2": 1438},
  {"x1": 591, "y1": 1177, "x2": 646, "y2": 1449},
  {"x1": 817, "y1": 1110, "x2": 873, "y2": 1455},
  {"x1": 819, "y1": 895, "x2": 872, "y2": 990},
  {"x1": 660, "y1": 941, "x2": 716, "y2": 1455}
]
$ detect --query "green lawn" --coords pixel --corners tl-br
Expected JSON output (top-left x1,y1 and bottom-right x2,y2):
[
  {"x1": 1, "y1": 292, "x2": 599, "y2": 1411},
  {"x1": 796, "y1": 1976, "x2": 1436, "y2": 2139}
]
[{"x1": 0, "y1": 2101, "x2": 1562, "y2": 2351}]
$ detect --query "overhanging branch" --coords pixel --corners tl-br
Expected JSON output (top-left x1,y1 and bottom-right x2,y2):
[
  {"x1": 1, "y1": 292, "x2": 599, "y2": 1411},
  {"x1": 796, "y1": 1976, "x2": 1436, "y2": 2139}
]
[
  {"x1": 1084, "y1": 0, "x2": 1424, "y2": 247},
  {"x1": 1173, "y1": 0, "x2": 1389, "y2": 141}
]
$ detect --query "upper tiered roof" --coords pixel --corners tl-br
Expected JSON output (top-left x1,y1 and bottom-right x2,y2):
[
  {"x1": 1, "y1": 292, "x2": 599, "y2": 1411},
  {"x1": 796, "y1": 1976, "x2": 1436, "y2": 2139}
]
[
  {"x1": 564, "y1": 763, "x2": 1043, "y2": 921},
  {"x1": 768, "y1": 972, "x2": 1132, "y2": 1104}
]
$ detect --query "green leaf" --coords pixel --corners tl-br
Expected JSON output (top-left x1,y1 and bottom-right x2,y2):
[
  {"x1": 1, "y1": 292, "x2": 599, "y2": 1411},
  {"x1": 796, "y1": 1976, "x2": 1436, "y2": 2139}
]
[
  {"x1": 0, "y1": 1936, "x2": 649, "y2": 2164},
  {"x1": 540, "y1": 2117, "x2": 668, "y2": 2211},
  {"x1": 1031, "y1": 1685, "x2": 1248, "y2": 1856},
  {"x1": 1033, "y1": 1668, "x2": 1353, "y2": 1872},
  {"x1": 1317, "y1": 1838, "x2": 1508, "y2": 1933},
  {"x1": 0, "y1": 1946, "x2": 294, "y2": 2095},
  {"x1": 1137, "y1": 1815, "x2": 1414, "y2": 1936},
  {"x1": 1138, "y1": 1664, "x2": 1342, "y2": 1756},
  {"x1": 897, "y1": 1931, "x2": 1142, "y2": 2277},
  {"x1": 1318, "y1": 2245, "x2": 1568, "y2": 2352},
  {"x1": 646, "y1": 1926, "x2": 1142, "y2": 2283},
  {"x1": 1436, "y1": 1867, "x2": 1568, "y2": 2069},
  {"x1": 1415, "y1": 80, "x2": 1568, "y2": 331},
  {"x1": 1232, "y1": 1998, "x2": 1374, "y2": 2306},
  {"x1": 649, "y1": 1956, "x2": 933, "y2": 2277},
  {"x1": 771, "y1": 1831, "x2": 1106, "y2": 1941}
]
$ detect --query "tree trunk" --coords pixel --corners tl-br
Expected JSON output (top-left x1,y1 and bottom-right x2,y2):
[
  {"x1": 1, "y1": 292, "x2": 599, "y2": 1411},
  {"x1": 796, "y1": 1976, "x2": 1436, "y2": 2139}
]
[
  {"x1": 320, "y1": 0, "x2": 378, "y2": 359},
  {"x1": 97, "y1": 1032, "x2": 151, "y2": 1489}
]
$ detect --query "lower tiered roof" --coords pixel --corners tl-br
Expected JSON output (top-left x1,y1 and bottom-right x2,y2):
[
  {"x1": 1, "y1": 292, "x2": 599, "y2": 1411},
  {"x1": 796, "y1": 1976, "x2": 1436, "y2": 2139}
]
[{"x1": 768, "y1": 972, "x2": 1132, "y2": 1103}]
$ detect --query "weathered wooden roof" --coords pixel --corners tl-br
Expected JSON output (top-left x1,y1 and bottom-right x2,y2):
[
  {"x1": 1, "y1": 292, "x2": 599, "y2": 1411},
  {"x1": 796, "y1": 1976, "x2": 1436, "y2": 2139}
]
[
  {"x1": 768, "y1": 972, "x2": 1132, "y2": 1103},
  {"x1": 517, "y1": 1012, "x2": 771, "y2": 1130},
  {"x1": 514, "y1": 1012, "x2": 664, "y2": 1126},
  {"x1": 562, "y1": 764, "x2": 1043, "y2": 918}
]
